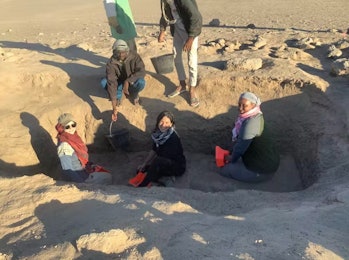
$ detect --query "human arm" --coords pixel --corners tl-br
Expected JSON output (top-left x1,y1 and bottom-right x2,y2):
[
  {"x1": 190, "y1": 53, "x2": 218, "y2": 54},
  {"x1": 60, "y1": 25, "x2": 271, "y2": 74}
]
[
  {"x1": 106, "y1": 61, "x2": 119, "y2": 121},
  {"x1": 183, "y1": 36, "x2": 194, "y2": 52},
  {"x1": 158, "y1": 30, "x2": 166, "y2": 43},
  {"x1": 226, "y1": 115, "x2": 263, "y2": 163},
  {"x1": 177, "y1": 0, "x2": 202, "y2": 37},
  {"x1": 138, "y1": 150, "x2": 157, "y2": 172}
]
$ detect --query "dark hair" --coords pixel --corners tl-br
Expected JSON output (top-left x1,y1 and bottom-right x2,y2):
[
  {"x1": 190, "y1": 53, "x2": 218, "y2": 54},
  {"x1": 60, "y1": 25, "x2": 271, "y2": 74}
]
[{"x1": 154, "y1": 111, "x2": 175, "y2": 131}]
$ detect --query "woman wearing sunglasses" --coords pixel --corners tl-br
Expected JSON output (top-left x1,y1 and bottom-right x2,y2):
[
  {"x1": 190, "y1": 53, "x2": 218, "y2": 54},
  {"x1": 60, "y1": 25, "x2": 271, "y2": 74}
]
[{"x1": 55, "y1": 113, "x2": 112, "y2": 184}]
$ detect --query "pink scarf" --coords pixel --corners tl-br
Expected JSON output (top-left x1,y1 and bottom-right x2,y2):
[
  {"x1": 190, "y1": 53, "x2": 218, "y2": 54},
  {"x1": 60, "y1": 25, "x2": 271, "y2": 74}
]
[{"x1": 232, "y1": 106, "x2": 262, "y2": 141}]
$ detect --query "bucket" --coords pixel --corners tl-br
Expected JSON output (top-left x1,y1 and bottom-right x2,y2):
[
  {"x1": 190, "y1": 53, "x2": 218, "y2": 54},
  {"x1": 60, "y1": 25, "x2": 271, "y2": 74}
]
[
  {"x1": 105, "y1": 121, "x2": 130, "y2": 151},
  {"x1": 215, "y1": 146, "x2": 229, "y2": 167},
  {"x1": 151, "y1": 53, "x2": 174, "y2": 74}
]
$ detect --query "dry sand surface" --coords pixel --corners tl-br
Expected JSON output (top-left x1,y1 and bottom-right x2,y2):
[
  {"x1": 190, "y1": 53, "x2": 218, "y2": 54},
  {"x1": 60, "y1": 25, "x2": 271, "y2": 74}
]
[{"x1": 1, "y1": 0, "x2": 349, "y2": 259}]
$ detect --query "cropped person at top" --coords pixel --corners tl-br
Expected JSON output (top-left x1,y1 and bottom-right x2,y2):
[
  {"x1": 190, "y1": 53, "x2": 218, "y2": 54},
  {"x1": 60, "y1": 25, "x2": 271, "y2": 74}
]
[
  {"x1": 103, "y1": 0, "x2": 138, "y2": 53},
  {"x1": 158, "y1": 0, "x2": 202, "y2": 108},
  {"x1": 220, "y1": 92, "x2": 280, "y2": 183}
]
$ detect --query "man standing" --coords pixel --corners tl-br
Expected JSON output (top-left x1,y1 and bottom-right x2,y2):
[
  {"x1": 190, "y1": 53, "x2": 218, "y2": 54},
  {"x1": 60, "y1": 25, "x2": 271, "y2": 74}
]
[
  {"x1": 103, "y1": 0, "x2": 138, "y2": 53},
  {"x1": 103, "y1": 40, "x2": 146, "y2": 121},
  {"x1": 158, "y1": 0, "x2": 202, "y2": 108}
]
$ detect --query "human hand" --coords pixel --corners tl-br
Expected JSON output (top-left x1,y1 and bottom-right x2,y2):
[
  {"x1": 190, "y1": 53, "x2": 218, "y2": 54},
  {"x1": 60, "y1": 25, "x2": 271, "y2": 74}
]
[
  {"x1": 112, "y1": 109, "x2": 118, "y2": 122},
  {"x1": 123, "y1": 80, "x2": 130, "y2": 95},
  {"x1": 108, "y1": 16, "x2": 118, "y2": 29},
  {"x1": 183, "y1": 37, "x2": 194, "y2": 52},
  {"x1": 224, "y1": 154, "x2": 232, "y2": 163},
  {"x1": 158, "y1": 31, "x2": 166, "y2": 43},
  {"x1": 115, "y1": 25, "x2": 123, "y2": 34},
  {"x1": 137, "y1": 164, "x2": 146, "y2": 172}
]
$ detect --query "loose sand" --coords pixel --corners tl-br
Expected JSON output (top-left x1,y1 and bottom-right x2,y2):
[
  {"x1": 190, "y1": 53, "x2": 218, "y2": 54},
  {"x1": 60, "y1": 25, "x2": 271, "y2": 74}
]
[{"x1": 0, "y1": 0, "x2": 349, "y2": 259}]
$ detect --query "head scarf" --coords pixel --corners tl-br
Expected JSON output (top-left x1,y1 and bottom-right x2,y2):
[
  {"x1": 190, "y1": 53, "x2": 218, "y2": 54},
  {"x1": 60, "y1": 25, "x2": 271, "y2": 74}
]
[
  {"x1": 240, "y1": 92, "x2": 261, "y2": 105},
  {"x1": 232, "y1": 92, "x2": 262, "y2": 141}
]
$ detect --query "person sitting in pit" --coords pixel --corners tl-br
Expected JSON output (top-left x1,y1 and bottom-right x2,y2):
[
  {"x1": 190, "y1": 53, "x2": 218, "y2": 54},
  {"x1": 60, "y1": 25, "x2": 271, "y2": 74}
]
[
  {"x1": 55, "y1": 113, "x2": 112, "y2": 184},
  {"x1": 219, "y1": 92, "x2": 280, "y2": 182},
  {"x1": 130, "y1": 111, "x2": 186, "y2": 187}
]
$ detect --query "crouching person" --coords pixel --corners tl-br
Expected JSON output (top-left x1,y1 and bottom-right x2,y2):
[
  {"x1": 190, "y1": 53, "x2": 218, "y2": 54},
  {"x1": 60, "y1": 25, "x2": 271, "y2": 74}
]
[
  {"x1": 55, "y1": 113, "x2": 112, "y2": 185},
  {"x1": 101, "y1": 39, "x2": 146, "y2": 122}
]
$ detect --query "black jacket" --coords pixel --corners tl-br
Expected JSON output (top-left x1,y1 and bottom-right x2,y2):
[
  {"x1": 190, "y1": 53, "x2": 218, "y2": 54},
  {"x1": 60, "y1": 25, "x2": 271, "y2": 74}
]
[{"x1": 160, "y1": 0, "x2": 202, "y2": 37}]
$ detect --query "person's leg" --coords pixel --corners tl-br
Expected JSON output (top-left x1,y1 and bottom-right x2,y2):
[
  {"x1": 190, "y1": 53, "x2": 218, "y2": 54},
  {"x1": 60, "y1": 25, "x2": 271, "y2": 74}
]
[
  {"x1": 188, "y1": 36, "x2": 199, "y2": 107},
  {"x1": 126, "y1": 38, "x2": 137, "y2": 54},
  {"x1": 188, "y1": 36, "x2": 199, "y2": 88},
  {"x1": 139, "y1": 157, "x2": 174, "y2": 186},
  {"x1": 128, "y1": 78, "x2": 145, "y2": 104},
  {"x1": 219, "y1": 159, "x2": 272, "y2": 183},
  {"x1": 116, "y1": 82, "x2": 123, "y2": 105},
  {"x1": 172, "y1": 26, "x2": 187, "y2": 94}
]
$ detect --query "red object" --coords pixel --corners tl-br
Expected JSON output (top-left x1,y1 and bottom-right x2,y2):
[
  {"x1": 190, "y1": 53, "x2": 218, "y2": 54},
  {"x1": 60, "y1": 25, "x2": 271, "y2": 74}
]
[
  {"x1": 128, "y1": 171, "x2": 147, "y2": 187},
  {"x1": 215, "y1": 146, "x2": 229, "y2": 167}
]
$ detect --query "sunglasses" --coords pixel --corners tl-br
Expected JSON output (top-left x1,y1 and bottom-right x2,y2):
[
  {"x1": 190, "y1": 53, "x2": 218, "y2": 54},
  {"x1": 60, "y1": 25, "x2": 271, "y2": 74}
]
[{"x1": 65, "y1": 122, "x2": 77, "y2": 129}]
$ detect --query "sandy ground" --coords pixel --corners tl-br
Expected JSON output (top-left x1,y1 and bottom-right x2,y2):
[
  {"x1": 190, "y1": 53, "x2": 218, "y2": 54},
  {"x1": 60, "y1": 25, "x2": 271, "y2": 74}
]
[{"x1": 1, "y1": 0, "x2": 349, "y2": 259}]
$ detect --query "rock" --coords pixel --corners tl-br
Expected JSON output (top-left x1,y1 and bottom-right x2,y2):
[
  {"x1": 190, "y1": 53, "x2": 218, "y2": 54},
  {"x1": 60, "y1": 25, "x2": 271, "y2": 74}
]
[
  {"x1": 273, "y1": 47, "x2": 311, "y2": 61},
  {"x1": 224, "y1": 57, "x2": 263, "y2": 71},
  {"x1": 209, "y1": 19, "x2": 220, "y2": 27},
  {"x1": 335, "y1": 39, "x2": 349, "y2": 49},
  {"x1": 247, "y1": 23, "x2": 256, "y2": 29},
  {"x1": 327, "y1": 45, "x2": 342, "y2": 59},
  {"x1": 198, "y1": 45, "x2": 217, "y2": 55},
  {"x1": 331, "y1": 58, "x2": 349, "y2": 76},
  {"x1": 291, "y1": 37, "x2": 316, "y2": 50},
  {"x1": 251, "y1": 36, "x2": 267, "y2": 50},
  {"x1": 217, "y1": 38, "x2": 226, "y2": 47},
  {"x1": 77, "y1": 42, "x2": 93, "y2": 51}
]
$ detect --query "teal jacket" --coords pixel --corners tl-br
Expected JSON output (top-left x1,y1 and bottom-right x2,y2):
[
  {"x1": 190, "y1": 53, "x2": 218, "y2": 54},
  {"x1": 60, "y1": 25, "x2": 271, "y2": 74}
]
[{"x1": 105, "y1": 0, "x2": 137, "y2": 41}]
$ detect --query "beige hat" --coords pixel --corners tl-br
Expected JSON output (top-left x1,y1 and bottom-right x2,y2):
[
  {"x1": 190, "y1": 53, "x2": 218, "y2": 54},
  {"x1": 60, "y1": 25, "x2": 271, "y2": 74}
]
[
  {"x1": 57, "y1": 113, "x2": 75, "y2": 126},
  {"x1": 112, "y1": 39, "x2": 129, "y2": 52}
]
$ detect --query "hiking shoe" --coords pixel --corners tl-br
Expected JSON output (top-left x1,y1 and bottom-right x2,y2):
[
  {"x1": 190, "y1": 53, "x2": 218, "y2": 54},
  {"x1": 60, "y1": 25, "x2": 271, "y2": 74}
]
[{"x1": 158, "y1": 176, "x2": 176, "y2": 187}]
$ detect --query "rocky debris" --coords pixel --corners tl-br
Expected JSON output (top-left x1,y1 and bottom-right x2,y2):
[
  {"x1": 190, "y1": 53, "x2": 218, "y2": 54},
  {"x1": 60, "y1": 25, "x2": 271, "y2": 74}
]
[
  {"x1": 331, "y1": 58, "x2": 349, "y2": 76},
  {"x1": 289, "y1": 37, "x2": 321, "y2": 50},
  {"x1": 251, "y1": 36, "x2": 267, "y2": 50},
  {"x1": 209, "y1": 19, "x2": 220, "y2": 27},
  {"x1": 224, "y1": 57, "x2": 263, "y2": 71},
  {"x1": 271, "y1": 46, "x2": 312, "y2": 61},
  {"x1": 76, "y1": 43, "x2": 93, "y2": 52},
  {"x1": 224, "y1": 40, "x2": 241, "y2": 52},
  {"x1": 327, "y1": 45, "x2": 342, "y2": 59},
  {"x1": 335, "y1": 39, "x2": 349, "y2": 49},
  {"x1": 216, "y1": 38, "x2": 226, "y2": 47}
]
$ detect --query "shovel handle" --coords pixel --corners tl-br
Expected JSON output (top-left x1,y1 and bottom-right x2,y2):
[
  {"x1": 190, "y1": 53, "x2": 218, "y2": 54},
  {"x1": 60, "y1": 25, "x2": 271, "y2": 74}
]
[{"x1": 109, "y1": 121, "x2": 114, "y2": 136}]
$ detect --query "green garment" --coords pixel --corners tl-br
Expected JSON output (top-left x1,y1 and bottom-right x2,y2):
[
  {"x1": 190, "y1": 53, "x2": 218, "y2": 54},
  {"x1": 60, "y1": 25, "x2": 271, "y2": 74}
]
[{"x1": 112, "y1": 0, "x2": 137, "y2": 41}]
